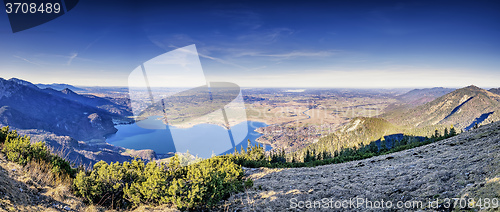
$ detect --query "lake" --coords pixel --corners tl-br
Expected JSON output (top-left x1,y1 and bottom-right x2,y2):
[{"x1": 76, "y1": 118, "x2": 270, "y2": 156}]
[{"x1": 106, "y1": 117, "x2": 271, "y2": 158}]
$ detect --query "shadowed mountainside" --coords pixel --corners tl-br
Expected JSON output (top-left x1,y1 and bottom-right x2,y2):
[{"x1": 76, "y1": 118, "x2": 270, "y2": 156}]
[{"x1": 0, "y1": 77, "x2": 120, "y2": 141}]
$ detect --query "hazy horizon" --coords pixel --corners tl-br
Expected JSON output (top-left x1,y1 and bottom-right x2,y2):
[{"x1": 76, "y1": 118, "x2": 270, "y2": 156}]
[{"x1": 6, "y1": 77, "x2": 495, "y2": 90}]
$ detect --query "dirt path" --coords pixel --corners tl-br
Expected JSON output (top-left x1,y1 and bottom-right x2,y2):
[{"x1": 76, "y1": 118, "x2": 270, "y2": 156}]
[{"x1": 223, "y1": 122, "x2": 500, "y2": 211}]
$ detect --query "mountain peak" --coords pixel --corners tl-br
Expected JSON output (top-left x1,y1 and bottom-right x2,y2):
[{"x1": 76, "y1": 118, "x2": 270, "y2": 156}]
[
  {"x1": 61, "y1": 88, "x2": 76, "y2": 95},
  {"x1": 451, "y1": 85, "x2": 487, "y2": 96},
  {"x1": 463, "y1": 85, "x2": 482, "y2": 91}
]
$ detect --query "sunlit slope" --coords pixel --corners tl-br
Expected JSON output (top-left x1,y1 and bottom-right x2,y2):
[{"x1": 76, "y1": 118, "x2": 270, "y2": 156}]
[{"x1": 303, "y1": 117, "x2": 401, "y2": 156}]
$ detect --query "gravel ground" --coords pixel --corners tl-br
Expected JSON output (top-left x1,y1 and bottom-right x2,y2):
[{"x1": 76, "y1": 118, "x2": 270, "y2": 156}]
[{"x1": 222, "y1": 122, "x2": 500, "y2": 212}]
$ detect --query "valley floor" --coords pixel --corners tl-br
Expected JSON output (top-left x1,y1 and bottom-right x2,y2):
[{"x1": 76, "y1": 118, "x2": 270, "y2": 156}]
[{"x1": 223, "y1": 122, "x2": 500, "y2": 211}]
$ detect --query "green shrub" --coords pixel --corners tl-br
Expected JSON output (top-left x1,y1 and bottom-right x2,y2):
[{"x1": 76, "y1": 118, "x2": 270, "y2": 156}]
[
  {"x1": 2, "y1": 134, "x2": 31, "y2": 165},
  {"x1": 124, "y1": 159, "x2": 171, "y2": 206},
  {"x1": 74, "y1": 155, "x2": 246, "y2": 210},
  {"x1": 0, "y1": 126, "x2": 76, "y2": 179},
  {"x1": 244, "y1": 179, "x2": 253, "y2": 188},
  {"x1": 73, "y1": 160, "x2": 131, "y2": 208},
  {"x1": 167, "y1": 156, "x2": 244, "y2": 210}
]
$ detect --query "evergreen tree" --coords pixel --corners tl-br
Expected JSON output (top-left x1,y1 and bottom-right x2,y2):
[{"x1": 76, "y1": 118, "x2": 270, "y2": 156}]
[
  {"x1": 380, "y1": 136, "x2": 388, "y2": 152},
  {"x1": 304, "y1": 149, "x2": 312, "y2": 163},
  {"x1": 246, "y1": 139, "x2": 252, "y2": 152},
  {"x1": 368, "y1": 142, "x2": 378, "y2": 153},
  {"x1": 449, "y1": 125, "x2": 457, "y2": 137},
  {"x1": 434, "y1": 129, "x2": 440, "y2": 138}
]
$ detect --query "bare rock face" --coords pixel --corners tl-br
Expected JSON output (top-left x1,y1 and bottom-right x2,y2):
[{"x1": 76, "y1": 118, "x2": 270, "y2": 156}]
[
  {"x1": 85, "y1": 113, "x2": 117, "y2": 139},
  {"x1": 88, "y1": 113, "x2": 103, "y2": 129},
  {"x1": 88, "y1": 113, "x2": 107, "y2": 131}
]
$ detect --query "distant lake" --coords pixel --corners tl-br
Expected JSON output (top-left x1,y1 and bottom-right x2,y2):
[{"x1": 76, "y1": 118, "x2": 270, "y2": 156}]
[{"x1": 106, "y1": 117, "x2": 270, "y2": 158}]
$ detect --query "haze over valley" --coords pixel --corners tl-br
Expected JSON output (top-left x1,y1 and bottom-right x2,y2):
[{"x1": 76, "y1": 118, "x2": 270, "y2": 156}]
[{"x1": 1, "y1": 77, "x2": 499, "y2": 164}]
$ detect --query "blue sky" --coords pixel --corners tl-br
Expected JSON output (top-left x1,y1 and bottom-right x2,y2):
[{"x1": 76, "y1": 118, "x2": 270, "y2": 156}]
[{"x1": 0, "y1": 0, "x2": 499, "y2": 88}]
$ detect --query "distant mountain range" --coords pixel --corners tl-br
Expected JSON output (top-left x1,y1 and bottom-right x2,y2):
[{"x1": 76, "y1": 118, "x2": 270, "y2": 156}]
[
  {"x1": 396, "y1": 87, "x2": 455, "y2": 106},
  {"x1": 489, "y1": 87, "x2": 500, "y2": 95},
  {"x1": 385, "y1": 87, "x2": 455, "y2": 112},
  {"x1": 0, "y1": 78, "x2": 132, "y2": 140},
  {"x1": 35, "y1": 83, "x2": 86, "y2": 92}
]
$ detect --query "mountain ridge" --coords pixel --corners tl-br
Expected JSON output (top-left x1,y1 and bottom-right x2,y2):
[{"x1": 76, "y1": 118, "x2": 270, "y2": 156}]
[
  {"x1": 0, "y1": 77, "x2": 118, "y2": 141},
  {"x1": 35, "y1": 82, "x2": 86, "y2": 92},
  {"x1": 489, "y1": 87, "x2": 500, "y2": 95},
  {"x1": 41, "y1": 87, "x2": 132, "y2": 116},
  {"x1": 383, "y1": 85, "x2": 500, "y2": 131}
]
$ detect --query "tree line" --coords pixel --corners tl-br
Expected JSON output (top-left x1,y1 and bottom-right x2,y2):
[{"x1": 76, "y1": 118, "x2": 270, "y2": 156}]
[{"x1": 229, "y1": 126, "x2": 458, "y2": 168}]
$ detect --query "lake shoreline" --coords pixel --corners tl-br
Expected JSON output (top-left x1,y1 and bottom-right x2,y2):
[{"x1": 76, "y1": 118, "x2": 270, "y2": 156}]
[{"x1": 105, "y1": 119, "x2": 272, "y2": 158}]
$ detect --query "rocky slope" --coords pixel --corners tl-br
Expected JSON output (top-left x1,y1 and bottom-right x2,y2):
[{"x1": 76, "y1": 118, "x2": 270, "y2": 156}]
[{"x1": 224, "y1": 121, "x2": 500, "y2": 211}]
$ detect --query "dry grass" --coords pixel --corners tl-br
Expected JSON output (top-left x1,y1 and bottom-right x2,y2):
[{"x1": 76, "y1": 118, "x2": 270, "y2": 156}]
[
  {"x1": 23, "y1": 160, "x2": 72, "y2": 188},
  {"x1": 0, "y1": 152, "x2": 85, "y2": 211},
  {"x1": 46, "y1": 184, "x2": 71, "y2": 202}
]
